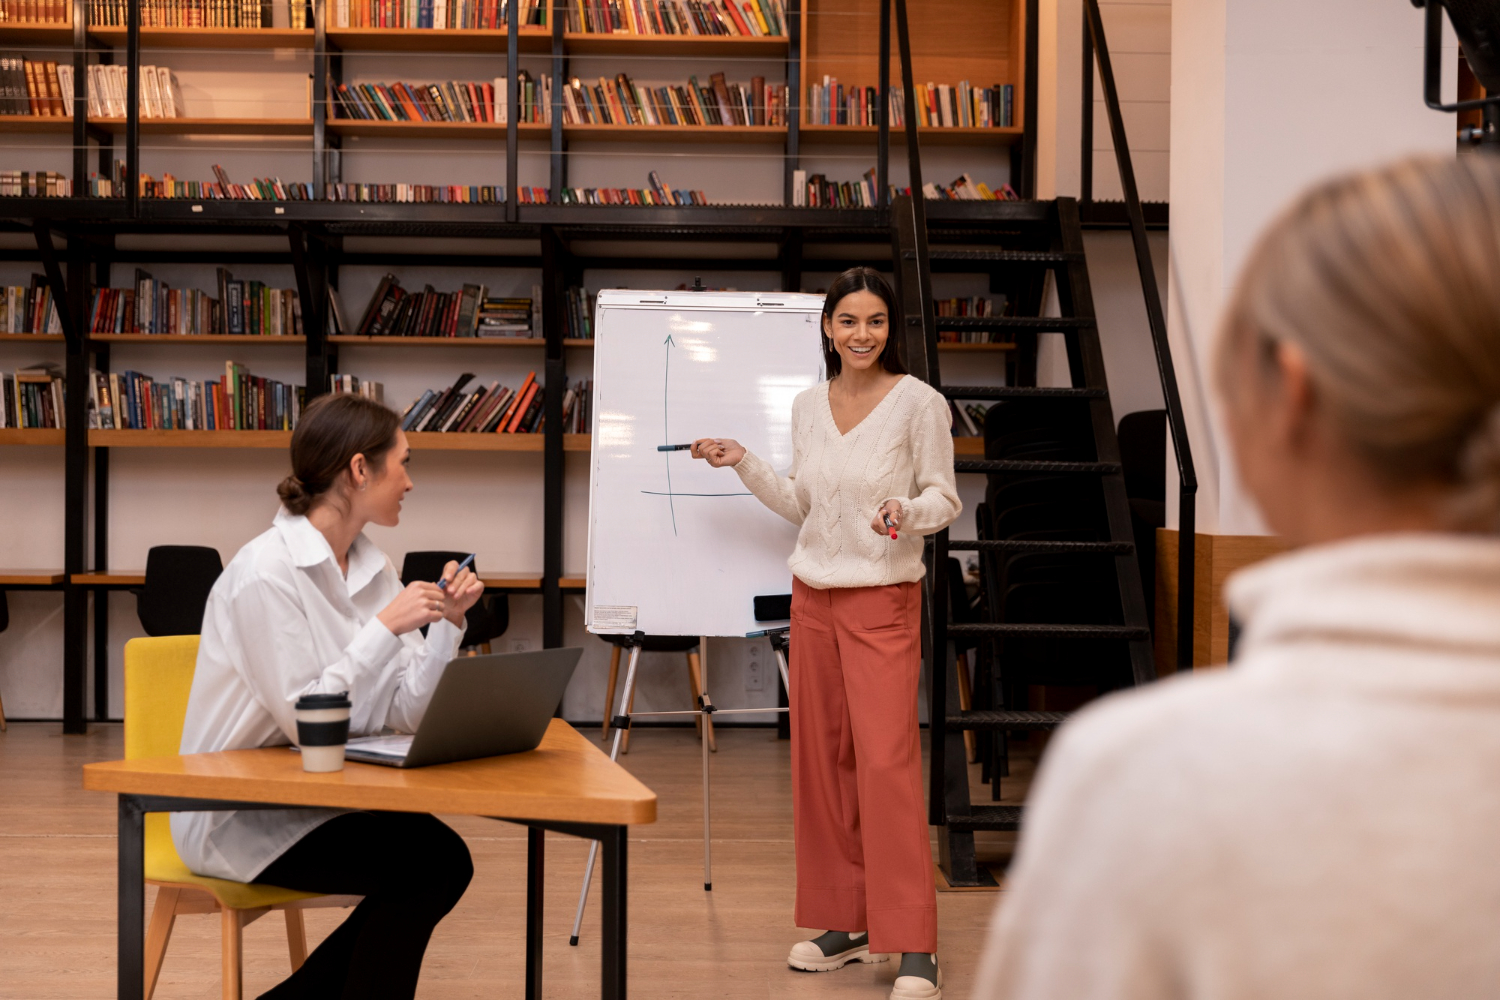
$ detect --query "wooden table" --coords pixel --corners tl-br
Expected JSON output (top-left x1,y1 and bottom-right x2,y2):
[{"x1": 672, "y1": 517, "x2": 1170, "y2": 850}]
[{"x1": 83, "y1": 720, "x2": 657, "y2": 1000}]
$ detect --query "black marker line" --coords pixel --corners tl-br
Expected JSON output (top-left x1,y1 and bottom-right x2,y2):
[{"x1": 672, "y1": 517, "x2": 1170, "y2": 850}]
[{"x1": 663, "y1": 333, "x2": 678, "y2": 535}]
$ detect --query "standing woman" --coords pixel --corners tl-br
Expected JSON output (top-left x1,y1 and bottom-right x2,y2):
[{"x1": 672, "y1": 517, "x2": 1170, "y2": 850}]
[
  {"x1": 173, "y1": 393, "x2": 485, "y2": 1000},
  {"x1": 693, "y1": 266, "x2": 960, "y2": 1000}
]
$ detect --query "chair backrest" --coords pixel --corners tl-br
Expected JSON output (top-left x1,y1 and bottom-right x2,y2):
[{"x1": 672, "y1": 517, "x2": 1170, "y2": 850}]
[
  {"x1": 138, "y1": 546, "x2": 224, "y2": 638},
  {"x1": 1117, "y1": 409, "x2": 1167, "y2": 503},
  {"x1": 400, "y1": 550, "x2": 471, "y2": 587},
  {"x1": 124, "y1": 635, "x2": 200, "y2": 760},
  {"x1": 401, "y1": 550, "x2": 509, "y2": 647}
]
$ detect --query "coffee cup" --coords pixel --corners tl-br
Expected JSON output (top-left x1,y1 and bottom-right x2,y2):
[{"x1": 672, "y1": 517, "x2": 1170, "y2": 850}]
[{"x1": 294, "y1": 692, "x2": 352, "y2": 772}]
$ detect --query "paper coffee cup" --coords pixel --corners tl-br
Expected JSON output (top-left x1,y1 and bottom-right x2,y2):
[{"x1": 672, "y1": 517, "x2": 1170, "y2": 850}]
[{"x1": 295, "y1": 692, "x2": 351, "y2": 773}]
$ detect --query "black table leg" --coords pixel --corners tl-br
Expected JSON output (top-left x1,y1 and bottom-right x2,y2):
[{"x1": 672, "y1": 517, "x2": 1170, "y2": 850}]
[
  {"x1": 527, "y1": 826, "x2": 545, "y2": 1000},
  {"x1": 119, "y1": 795, "x2": 144, "y2": 1000},
  {"x1": 601, "y1": 826, "x2": 627, "y2": 1000}
]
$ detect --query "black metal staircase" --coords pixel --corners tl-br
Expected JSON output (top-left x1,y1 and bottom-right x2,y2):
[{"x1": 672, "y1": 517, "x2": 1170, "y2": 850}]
[{"x1": 886, "y1": 0, "x2": 1198, "y2": 887}]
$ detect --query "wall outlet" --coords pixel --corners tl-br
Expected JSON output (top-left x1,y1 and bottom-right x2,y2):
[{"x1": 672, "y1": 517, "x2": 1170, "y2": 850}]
[
  {"x1": 510, "y1": 639, "x2": 532, "y2": 653},
  {"x1": 746, "y1": 659, "x2": 764, "y2": 691}
]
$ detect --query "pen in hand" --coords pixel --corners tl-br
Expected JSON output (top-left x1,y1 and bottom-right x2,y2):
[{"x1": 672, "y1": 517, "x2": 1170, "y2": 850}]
[
  {"x1": 439, "y1": 553, "x2": 476, "y2": 590},
  {"x1": 883, "y1": 513, "x2": 898, "y2": 540}
]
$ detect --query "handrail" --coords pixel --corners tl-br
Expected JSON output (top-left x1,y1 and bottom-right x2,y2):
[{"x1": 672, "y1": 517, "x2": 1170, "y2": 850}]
[{"x1": 1082, "y1": 0, "x2": 1198, "y2": 672}]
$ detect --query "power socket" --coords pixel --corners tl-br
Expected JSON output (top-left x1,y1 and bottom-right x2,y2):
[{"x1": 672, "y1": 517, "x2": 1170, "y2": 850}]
[
  {"x1": 510, "y1": 639, "x2": 532, "y2": 653},
  {"x1": 746, "y1": 659, "x2": 764, "y2": 691}
]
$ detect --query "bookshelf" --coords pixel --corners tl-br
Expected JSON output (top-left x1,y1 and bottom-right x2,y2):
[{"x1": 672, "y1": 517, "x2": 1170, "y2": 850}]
[{"x1": 0, "y1": 0, "x2": 1033, "y2": 731}]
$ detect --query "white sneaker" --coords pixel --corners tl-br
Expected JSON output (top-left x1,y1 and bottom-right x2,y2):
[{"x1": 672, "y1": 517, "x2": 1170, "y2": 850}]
[
  {"x1": 890, "y1": 953, "x2": 942, "y2": 999},
  {"x1": 787, "y1": 930, "x2": 890, "y2": 972}
]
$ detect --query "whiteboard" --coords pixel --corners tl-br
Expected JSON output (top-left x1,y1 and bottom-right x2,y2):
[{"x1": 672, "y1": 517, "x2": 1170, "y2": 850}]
[{"x1": 584, "y1": 290, "x2": 826, "y2": 637}]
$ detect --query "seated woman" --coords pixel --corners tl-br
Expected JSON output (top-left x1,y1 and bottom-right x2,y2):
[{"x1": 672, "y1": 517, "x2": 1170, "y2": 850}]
[
  {"x1": 976, "y1": 153, "x2": 1500, "y2": 998},
  {"x1": 172, "y1": 392, "x2": 485, "y2": 1000}
]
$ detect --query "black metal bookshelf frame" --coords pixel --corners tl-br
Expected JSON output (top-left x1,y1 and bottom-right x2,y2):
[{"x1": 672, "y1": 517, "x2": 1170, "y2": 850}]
[{"x1": 1, "y1": 0, "x2": 1043, "y2": 733}]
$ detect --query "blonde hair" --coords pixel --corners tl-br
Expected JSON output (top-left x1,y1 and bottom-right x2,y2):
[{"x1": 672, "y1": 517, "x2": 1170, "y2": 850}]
[{"x1": 1217, "y1": 154, "x2": 1500, "y2": 531}]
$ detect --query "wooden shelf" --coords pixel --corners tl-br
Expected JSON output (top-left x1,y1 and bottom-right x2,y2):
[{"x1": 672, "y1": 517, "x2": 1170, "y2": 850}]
[
  {"x1": 90, "y1": 334, "x2": 306, "y2": 345},
  {"x1": 0, "y1": 22, "x2": 74, "y2": 45},
  {"x1": 325, "y1": 27, "x2": 550, "y2": 52},
  {"x1": 0, "y1": 114, "x2": 72, "y2": 133},
  {"x1": 101, "y1": 117, "x2": 315, "y2": 136},
  {"x1": 406, "y1": 432, "x2": 590, "y2": 452},
  {"x1": 562, "y1": 32, "x2": 789, "y2": 56},
  {"x1": 937, "y1": 341, "x2": 1015, "y2": 351},
  {"x1": 72, "y1": 571, "x2": 145, "y2": 586},
  {"x1": 0, "y1": 333, "x2": 65, "y2": 342},
  {"x1": 329, "y1": 119, "x2": 519, "y2": 140},
  {"x1": 0, "y1": 570, "x2": 66, "y2": 586},
  {"x1": 88, "y1": 26, "x2": 315, "y2": 49},
  {"x1": 330, "y1": 335, "x2": 592, "y2": 348},
  {"x1": 0, "y1": 428, "x2": 65, "y2": 445},
  {"x1": 953, "y1": 436, "x2": 984, "y2": 456},
  {"x1": 479, "y1": 574, "x2": 541, "y2": 590},
  {"x1": 564, "y1": 123, "x2": 787, "y2": 144},
  {"x1": 88, "y1": 429, "x2": 291, "y2": 448},
  {"x1": 799, "y1": 124, "x2": 1024, "y2": 146}
]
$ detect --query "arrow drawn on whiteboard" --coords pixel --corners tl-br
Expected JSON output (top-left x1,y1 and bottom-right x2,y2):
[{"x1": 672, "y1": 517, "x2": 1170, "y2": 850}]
[{"x1": 663, "y1": 334, "x2": 678, "y2": 535}]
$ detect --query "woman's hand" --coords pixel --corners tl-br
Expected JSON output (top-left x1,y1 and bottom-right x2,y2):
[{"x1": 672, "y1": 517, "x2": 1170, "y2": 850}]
[
  {"x1": 691, "y1": 438, "x2": 746, "y2": 468},
  {"x1": 378, "y1": 581, "x2": 447, "y2": 636},
  {"x1": 871, "y1": 499, "x2": 904, "y2": 537},
  {"x1": 439, "y1": 561, "x2": 484, "y2": 629}
]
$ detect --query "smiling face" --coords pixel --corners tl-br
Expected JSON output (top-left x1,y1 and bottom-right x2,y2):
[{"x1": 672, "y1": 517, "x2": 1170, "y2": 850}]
[
  {"x1": 824, "y1": 289, "x2": 890, "y2": 373},
  {"x1": 350, "y1": 429, "x2": 412, "y2": 528}
]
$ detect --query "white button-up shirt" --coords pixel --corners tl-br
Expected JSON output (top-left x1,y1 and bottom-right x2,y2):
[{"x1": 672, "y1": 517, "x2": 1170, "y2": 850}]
[{"x1": 170, "y1": 508, "x2": 463, "y2": 883}]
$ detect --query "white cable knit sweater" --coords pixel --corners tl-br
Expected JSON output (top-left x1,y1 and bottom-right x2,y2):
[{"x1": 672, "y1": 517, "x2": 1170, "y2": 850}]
[
  {"x1": 975, "y1": 532, "x2": 1500, "y2": 1000},
  {"x1": 731, "y1": 374, "x2": 961, "y2": 589}
]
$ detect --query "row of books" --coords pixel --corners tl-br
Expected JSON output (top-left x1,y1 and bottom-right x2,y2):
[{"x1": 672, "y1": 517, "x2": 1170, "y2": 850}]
[
  {"x1": 0, "y1": 170, "x2": 70, "y2": 197},
  {"x1": 88, "y1": 269, "x2": 301, "y2": 337},
  {"x1": 401, "y1": 371, "x2": 545, "y2": 434},
  {"x1": 0, "y1": 0, "x2": 67, "y2": 24},
  {"x1": 565, "y1": 0, "x2": 786, "y2": 37},
  {"x1": 1, "y1": 365, "x2": 64, "y2": 430},
  {"x1": 331, "y1": 0, "x2": 516, "y2": 29},
  {"x1": 88, "y1": 363, "x2": 304, "y2": 431},
  {"x1": 85, "y1": 0, "x2": 312, "y2": 27},
  {"x1": 328, "y1": 182, "x2": 506, "y2": 202},
  {"x1": 560, "y1": 287, "x2": 593, "y2": 339},
  {"x1": 950, "y1": 400, "x2": 990, "y2": 437},
  {"x1": 0, "y1": 58, "x2": 186, "y2": 121},
  {"x1": 561, "y1": 71, "x2": 788, "y2": 128},
  {"x1": 1, "y1": 278, "x2": 62, "y2": 334},
  {"x1": 558, "y1": 185, "x2": 707, "y2": 206},
  {"x1": 806, "y1": 79, "x2": 1015, "y2": 129},
  {"x1": 350, "y1": 275, "x2": 536, "y2": 339},
  {"x1": 333, "y1": 78, "x2": 503, "y2": 123},
  {"x1": 934, "y1": 296, "x2": 1014, "y2": 345},
  {"x1": 330, "y1": 374, "x2": 384, "y2": 402}
]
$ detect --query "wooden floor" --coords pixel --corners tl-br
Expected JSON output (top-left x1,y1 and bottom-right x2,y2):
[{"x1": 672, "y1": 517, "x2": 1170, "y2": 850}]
[{"x1": 0, "y1": 723, "x2": 1031, "y2": 999}]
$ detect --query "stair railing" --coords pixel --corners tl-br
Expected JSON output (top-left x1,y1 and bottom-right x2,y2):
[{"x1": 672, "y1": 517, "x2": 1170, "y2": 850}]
[{"x1": 1082, "y1": 0, "x2": 1197, "y2": 671}]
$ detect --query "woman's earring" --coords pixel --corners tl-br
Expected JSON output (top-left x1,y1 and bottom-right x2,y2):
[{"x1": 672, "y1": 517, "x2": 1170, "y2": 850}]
[{"x1": 359, "y1": 482, "x2": 368, "y2": 491}]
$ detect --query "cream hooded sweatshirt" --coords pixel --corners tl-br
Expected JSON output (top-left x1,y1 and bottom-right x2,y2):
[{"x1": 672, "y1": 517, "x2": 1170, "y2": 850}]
[{"x1": 976, "y1": 533, "x2": 1500, "y2": 1000}]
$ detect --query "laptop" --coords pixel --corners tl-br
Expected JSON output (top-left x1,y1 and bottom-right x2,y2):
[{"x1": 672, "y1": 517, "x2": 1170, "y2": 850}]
[{"x1": 340, "y1": 647, "x2": 582, "y2": 768}]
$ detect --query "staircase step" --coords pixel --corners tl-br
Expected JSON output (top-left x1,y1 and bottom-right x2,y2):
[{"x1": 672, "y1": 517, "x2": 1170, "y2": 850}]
[
  {"x1": 947, "y1": 710, "x2": 1069, "y2": 731},
  {"x1": 941, "y1": 386, "x2": 1105, "y2": 400},
  {"x1": 954, "y1": 459, "x2": 1121, "y2": 474},
  {"x1": 947, "y1": 539, "x2": 1133, "y2": 554},
  {"x1": 914, "y1": 316, "x2": 1096, "y2": 331},
  {"x1": 946, "y1": 623, "x2": 1151, "y2": 640},
  {"x1": 945, "y1": 806, "x2": 1025, "y2": 832},
  {"x1": 905, "y1": 249, "x2": 1082, "y2": 264}
]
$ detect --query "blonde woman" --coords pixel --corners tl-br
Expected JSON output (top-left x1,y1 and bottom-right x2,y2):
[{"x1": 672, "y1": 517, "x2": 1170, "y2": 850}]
[{"x1": 975, "y1": 153, "x2": 1500, "y2": 999}]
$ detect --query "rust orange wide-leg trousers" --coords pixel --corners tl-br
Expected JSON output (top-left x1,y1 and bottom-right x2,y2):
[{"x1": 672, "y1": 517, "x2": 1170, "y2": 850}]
[{"x1": 789, "y1": 577, "x2": 937, "y2": 954}]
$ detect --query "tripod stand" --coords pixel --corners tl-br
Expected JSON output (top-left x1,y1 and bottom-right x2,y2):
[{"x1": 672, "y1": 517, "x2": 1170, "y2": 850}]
[{"x1": 569, "y1": 629, "x2": 792, "y2": 945}]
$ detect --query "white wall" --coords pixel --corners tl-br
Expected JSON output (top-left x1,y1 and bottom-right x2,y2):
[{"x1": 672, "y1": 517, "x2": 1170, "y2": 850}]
[{"x1": 1166, "y1": 0, "x2": 1456, "y2": 534}]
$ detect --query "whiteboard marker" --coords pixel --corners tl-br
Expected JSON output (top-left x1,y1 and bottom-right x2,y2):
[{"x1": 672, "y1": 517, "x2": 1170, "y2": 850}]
[
  {"x1": 657, "y1": 443, "x2": 693, "y2": 451},
  {"x1": 883, "y1": 513, "x2": 898, "y2": 540}
]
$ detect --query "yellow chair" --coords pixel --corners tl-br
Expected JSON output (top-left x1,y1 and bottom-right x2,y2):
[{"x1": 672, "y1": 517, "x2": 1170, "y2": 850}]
[{"x1": 126, "y1": 636, "x2": 358, "y2": 1000}]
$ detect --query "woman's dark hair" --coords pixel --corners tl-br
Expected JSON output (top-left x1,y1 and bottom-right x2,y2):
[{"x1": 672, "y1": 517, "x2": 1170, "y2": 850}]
[
  {"x1": 277, "y1": 393, "x2": 401, "y2": 516},
  {"x1": 821, "y1": 267, "x2": 907, "y2": 377}
]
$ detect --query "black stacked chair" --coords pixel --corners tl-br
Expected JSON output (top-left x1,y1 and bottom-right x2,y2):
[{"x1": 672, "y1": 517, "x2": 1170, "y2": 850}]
[
  {"x1": 399, "y1": 551, "x2": 509, "y2": 653},
  {"x1": 135, "y1": 546, "x2": 224, "y2": 637},
  {"x1": 599, "y1": 633, "x2": 713, "y2": 752}
]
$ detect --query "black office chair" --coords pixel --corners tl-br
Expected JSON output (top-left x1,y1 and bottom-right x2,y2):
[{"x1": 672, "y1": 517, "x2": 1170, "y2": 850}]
[
  {"x1": 599, "y1": 633, "x2": 712, "y2": 752},
  {"x1": 135, "y1": 546, "x2": 224, "y2": 637},
  {"x1": 399, "y1": 551, "x2": 509, "y2": 652}
]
